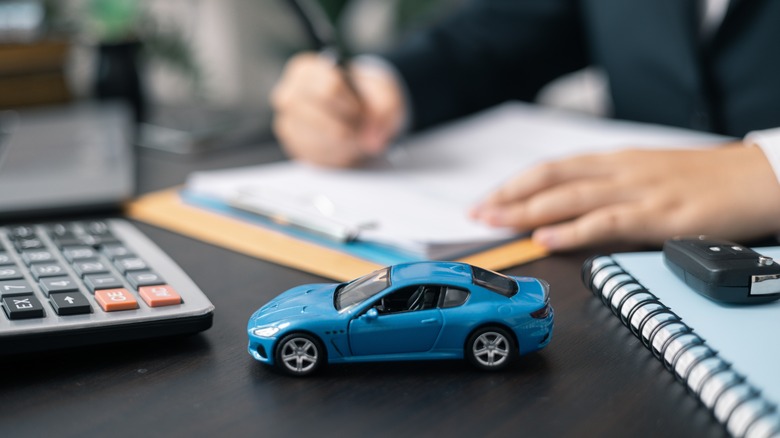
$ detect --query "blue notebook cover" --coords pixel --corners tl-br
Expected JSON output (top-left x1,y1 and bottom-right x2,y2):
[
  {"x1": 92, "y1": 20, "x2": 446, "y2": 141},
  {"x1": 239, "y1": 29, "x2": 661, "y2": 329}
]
[{"x1": 584, "y1": 250, "x2": 780, "y2": 437}]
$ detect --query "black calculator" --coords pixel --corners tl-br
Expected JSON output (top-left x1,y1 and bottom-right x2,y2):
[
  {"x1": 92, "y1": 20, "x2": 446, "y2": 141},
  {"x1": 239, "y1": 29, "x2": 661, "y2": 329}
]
[{"x1": 0, "y1": 219, "x2": 214, "y2": 355}]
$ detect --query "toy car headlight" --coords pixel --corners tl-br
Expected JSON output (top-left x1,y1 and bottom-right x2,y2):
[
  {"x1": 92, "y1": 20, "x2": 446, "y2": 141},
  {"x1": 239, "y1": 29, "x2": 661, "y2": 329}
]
[{"x1": 253, "y1": 326, "x2": 281, "y2": 338}]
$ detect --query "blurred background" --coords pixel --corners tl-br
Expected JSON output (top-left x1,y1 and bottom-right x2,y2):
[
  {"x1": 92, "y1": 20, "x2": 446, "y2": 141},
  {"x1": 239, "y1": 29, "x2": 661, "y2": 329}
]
[
  {"x1": 0, "y1": 0, "x2": 468, "y2": 152},
  {"x1": 0, "y1": 0, "x2": 604, "y2": 153}
]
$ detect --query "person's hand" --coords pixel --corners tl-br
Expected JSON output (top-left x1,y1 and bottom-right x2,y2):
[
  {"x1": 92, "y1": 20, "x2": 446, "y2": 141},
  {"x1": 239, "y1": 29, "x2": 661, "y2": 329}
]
[
  {"x1": 271, "y1": 52, "x2": 406, "y2": 167},
  {"x1": 470, "y1": 144, "x2": 780, "y2": 250}
]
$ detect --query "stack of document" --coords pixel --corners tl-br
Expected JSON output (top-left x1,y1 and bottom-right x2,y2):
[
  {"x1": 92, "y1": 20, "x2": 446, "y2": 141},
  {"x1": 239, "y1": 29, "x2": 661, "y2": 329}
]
[{"x1": 184, "y1": 103, "x2": 725, "y2": 259}]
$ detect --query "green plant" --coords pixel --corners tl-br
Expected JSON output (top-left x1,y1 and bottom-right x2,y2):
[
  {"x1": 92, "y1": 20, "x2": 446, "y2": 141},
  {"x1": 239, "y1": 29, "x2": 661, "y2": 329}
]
[
  {"x1": 85, "y1": 0, "x2": 140, "y2": 42},
  {"x1": 77, "y1": 0, "x2": 201, "y2": 94}
]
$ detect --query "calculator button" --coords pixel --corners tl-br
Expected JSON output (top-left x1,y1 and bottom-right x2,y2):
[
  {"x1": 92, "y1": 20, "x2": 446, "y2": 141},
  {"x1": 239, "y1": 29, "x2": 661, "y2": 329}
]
[
  {"x1": 8, "y1": 225, "x2": 36, "y2": 240},
  {"x1": 114, "y1": 257, "x2": 148, "y2": 274},
  {"x1": 21, "y1": 250, "x2": 55, "y2": 265},
  {"x1": 61, "y1": 246, "x2": 98, "y2": 262},
  {"x1": 139, "y1": 285, "x2": 182, "y2": 307},
  {"x1": 0, "y1": 280, "x2": 35, "y2": 297},
  {"x1": 30, "y1": 263, "x2": 66, "y2": 280},
  {"x1": 52, "y1": 233, "x2": 84, "y2": 248},
  {"x1": 79, "y1": 233, "x2": 120, "y2": 247},
  {"x1": 2, "y1": 294, "x2": 45, "y2": 319},
  {"x1": 0, "y1": 252, "x2": 14, "y2": 265},
  {"x1": 46, "y1": 223, "x2": 70, "y2": 236},
  {"x1": 102, "y1": 244, "x2": 134, "y2": 260},
  {"x1": 49, "y1": 292, "x2": 91, "y2": 315},
  {"x1": 95, "y1": 288, "x2": 138, "y2": 312},
  {"x1": 82, "y1": 220, "x2": 110, "y2": 235},
  {"x1": 14, "y1": 238, "x2": 44, "y2": 251},
  {"x1": 84, "y1": 274, "x2": 124, "y2": 292},
  {"x1": 39, "y1": 276, "x2": 80, "y2": 296},
  {"x1": 82, "y1": 222, "x2": 120, "y2": 242},
  {"x1": 126, "y1": 271, "x2": 165, "y2": 289},
  {"x1": 0, "y1": 266, "x2": 24, "y2": 280},
  {"x1": 73, "y1": 261, "x2": 110, "y2": 277}
]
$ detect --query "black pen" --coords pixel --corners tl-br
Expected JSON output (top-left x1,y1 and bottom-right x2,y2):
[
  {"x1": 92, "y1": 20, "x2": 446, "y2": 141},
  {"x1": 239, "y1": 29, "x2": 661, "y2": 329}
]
[{"x1": 285, "y1": 0, "x2": 364, "y2": 104}]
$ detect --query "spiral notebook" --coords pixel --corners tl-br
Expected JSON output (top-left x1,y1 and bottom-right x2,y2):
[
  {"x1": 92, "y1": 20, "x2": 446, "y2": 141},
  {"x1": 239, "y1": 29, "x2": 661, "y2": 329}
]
[{"x1": 582, "y1": 250, "x2": 780, "y2": 438}]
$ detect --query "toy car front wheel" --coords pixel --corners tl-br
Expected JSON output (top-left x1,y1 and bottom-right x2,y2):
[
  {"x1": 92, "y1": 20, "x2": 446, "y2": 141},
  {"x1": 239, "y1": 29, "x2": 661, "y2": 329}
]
[
  {"x1": 466, "y1": 327, "x2": 515, "y2": 371},
  {"x1": 274, "y1": 333, "x2": 325, "y2": 376}
]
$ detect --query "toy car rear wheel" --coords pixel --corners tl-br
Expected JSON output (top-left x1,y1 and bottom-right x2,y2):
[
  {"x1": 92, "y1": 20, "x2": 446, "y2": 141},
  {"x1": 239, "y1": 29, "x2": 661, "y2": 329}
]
[
  {"x1": 466, "y1": 327, "x2": 515, "y2": 371},
  {"x1": 275, "y1": 333, "x2": 325, "y2": 376}
]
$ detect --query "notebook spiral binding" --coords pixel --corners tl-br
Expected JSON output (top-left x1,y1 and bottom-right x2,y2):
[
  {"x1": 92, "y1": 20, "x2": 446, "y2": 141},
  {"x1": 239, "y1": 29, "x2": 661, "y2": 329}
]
[{"x1": 582, "y1": 255, "x2": 780, "y2": 438}]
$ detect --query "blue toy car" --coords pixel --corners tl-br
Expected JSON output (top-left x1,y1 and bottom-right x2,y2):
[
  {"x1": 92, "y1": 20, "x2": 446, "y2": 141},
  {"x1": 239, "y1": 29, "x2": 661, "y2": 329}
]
[{"x1": 247, "y1": 261, "x2": 553, "y2": 376}]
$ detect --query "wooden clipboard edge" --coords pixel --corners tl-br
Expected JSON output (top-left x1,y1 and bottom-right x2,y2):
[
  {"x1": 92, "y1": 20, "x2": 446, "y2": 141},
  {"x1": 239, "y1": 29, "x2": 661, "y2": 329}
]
[
  {"x1": 125, "y1": 188, "x2": 548, "y2": 282},
  {"x1": 457, "y1": 238, "x2": 548, "y2": 271}
]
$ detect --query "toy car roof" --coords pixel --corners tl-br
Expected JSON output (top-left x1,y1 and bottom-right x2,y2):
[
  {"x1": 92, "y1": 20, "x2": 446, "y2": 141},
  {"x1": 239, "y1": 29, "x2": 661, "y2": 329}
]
[{"x1": 389, "y1": 261, "x2": 474, "y2": 286}]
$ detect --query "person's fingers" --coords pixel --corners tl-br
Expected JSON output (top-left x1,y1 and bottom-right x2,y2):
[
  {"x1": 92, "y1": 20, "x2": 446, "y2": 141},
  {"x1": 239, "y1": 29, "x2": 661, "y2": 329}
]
[
  {"x1": 360, "y1": 118, "x2": 396, "y2": 155},
  {"x1": 351, "y1": 65, "x2": 405, "y2": 155},
  {"x1": 472, "y1": 145, "x2": 780, "y2": 252},
  {"x1": 531, "y1": 202, "x2": 652, "y2": 250},
  {"x1": 272, "y1": 55, "x2": 363, "y2": 129},
  {"x1": 273, "y1": 103, "x2": 362, "y2": 167},
  {"x1": 474, "y1": 177, "x2": 635, "y2": 230},
  {"x1": 271, "y1": 53, "x2": 405, "y2": 167},
  {"x1": 475, "y1": 152, "x2": 624, "y2": 210},
  {"x1": 283, "y1": 98, "x2": 358, "y2": 144},
  {"x1": 271, "y1": 54, "x2": 371, "y2": 167}
]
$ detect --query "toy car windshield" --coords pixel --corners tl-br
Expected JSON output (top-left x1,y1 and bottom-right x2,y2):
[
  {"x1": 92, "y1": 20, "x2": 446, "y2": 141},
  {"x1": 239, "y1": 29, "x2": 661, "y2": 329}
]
[{"x1": 334, "y1": 267, "x2": 391, "y2": 311}]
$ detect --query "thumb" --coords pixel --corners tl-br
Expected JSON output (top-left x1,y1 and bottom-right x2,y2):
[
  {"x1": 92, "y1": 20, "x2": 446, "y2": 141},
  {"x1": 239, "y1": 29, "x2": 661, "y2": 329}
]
[
  {"x1": 352, "y1": 64, "x2": 405, "y2": 155},
  {"x1": 360, "y1": 116, "x2": 398, "y2": 155}
]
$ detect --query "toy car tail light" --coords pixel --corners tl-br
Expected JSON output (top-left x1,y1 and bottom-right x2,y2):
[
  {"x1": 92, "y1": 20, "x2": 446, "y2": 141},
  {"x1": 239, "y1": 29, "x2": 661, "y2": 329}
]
[
  {"x1": 530, "y1": 303, "x2": 550, "y2": 319},
  {"x1": 537, "y1": 279, "x2": 550, "y2": 301}
]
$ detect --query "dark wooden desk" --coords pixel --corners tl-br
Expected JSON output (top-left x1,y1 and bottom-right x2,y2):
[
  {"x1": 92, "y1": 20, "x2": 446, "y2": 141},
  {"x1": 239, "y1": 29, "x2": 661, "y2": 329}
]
[{"x1": 0, "y1": 144, "x2": 728, "y2": 437}]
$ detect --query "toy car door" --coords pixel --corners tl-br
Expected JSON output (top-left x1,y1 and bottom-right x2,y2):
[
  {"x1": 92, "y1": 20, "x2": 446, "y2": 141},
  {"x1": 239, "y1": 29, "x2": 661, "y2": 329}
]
[{"x1": 348, "y1": 285, "x2": 443, "y2": 355}]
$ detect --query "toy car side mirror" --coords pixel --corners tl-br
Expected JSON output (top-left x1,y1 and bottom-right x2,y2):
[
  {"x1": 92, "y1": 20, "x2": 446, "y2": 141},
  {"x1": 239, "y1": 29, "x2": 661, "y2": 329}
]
[{"x1": 364, "y1": 308, "x2": 379, "y2": 320}]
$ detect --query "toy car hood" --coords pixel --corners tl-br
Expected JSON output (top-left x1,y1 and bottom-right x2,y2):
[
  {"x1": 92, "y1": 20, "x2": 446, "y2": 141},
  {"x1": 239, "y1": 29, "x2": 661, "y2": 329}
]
[{"x1": 250, "y1": 283, "x2": 338, "y2": 326}]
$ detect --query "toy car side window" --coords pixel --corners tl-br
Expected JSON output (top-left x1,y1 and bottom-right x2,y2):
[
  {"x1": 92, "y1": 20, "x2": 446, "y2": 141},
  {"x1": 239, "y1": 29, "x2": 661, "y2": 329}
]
[
  {"x1": 417, "y1": 285, "x2": 441, "y2": 310},
  {"x1": 471, "y1": 266, "x2": 518, "y2": 297},
  {"x1": 374, "y1": 285, "x2": 441, "y2": 314},
  {"x1": 440, "y1": 286, "x2": 469, "y2": 308}
]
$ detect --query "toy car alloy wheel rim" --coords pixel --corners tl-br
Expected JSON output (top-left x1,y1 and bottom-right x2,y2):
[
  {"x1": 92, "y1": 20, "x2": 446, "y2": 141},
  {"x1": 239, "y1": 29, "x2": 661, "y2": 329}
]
[
  {"x1": 280, "y1": 336, "x2": 319, "y2": 374},
  {"x1": 472, "y1": 331, "x2": 510, "y2": 367}
]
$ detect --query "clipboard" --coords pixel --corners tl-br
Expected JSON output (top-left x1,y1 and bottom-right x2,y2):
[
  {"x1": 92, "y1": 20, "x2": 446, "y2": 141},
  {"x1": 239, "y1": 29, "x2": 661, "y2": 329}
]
[
  {"x1": 125, "y1": 188, "x2": 549, "y2": 281},
  {"x1": 126, "y1": 102, "x2": 727, "y2": 281}
]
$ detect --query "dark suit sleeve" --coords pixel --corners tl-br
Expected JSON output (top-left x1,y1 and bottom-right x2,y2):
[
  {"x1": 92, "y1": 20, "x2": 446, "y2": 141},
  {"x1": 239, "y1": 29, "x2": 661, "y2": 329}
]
[{"x1": 382, "y1": 0, "x2": 589, "y2": 131}]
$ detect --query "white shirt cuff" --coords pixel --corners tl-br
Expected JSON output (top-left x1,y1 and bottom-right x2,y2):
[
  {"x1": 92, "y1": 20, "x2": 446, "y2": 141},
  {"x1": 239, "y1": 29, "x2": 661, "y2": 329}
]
[{"x1": 746, "y1": 127, "x2": 780, "y2": 184}]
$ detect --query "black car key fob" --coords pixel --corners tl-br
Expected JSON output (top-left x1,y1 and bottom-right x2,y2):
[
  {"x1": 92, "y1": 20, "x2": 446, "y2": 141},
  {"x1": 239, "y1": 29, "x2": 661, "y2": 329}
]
[{"x1": 663, "y1": 236, "x2": 780, "y2": 305}]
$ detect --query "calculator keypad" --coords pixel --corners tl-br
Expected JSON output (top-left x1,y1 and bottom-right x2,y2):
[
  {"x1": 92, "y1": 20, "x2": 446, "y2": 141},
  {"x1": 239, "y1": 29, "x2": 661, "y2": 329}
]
[{"x1": 0, "y1": 221, "x2": 183, "y2": 320}]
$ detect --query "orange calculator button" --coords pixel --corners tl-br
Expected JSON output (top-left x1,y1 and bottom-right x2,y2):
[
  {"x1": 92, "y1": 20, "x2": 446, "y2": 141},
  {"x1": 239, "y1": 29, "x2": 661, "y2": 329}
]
[
  {"x1": 139, "y1": 285, "x2": 182, "y2": 307},
  {"x1": 95, "y1": 288, "x2": 139, "y2": 312}
]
